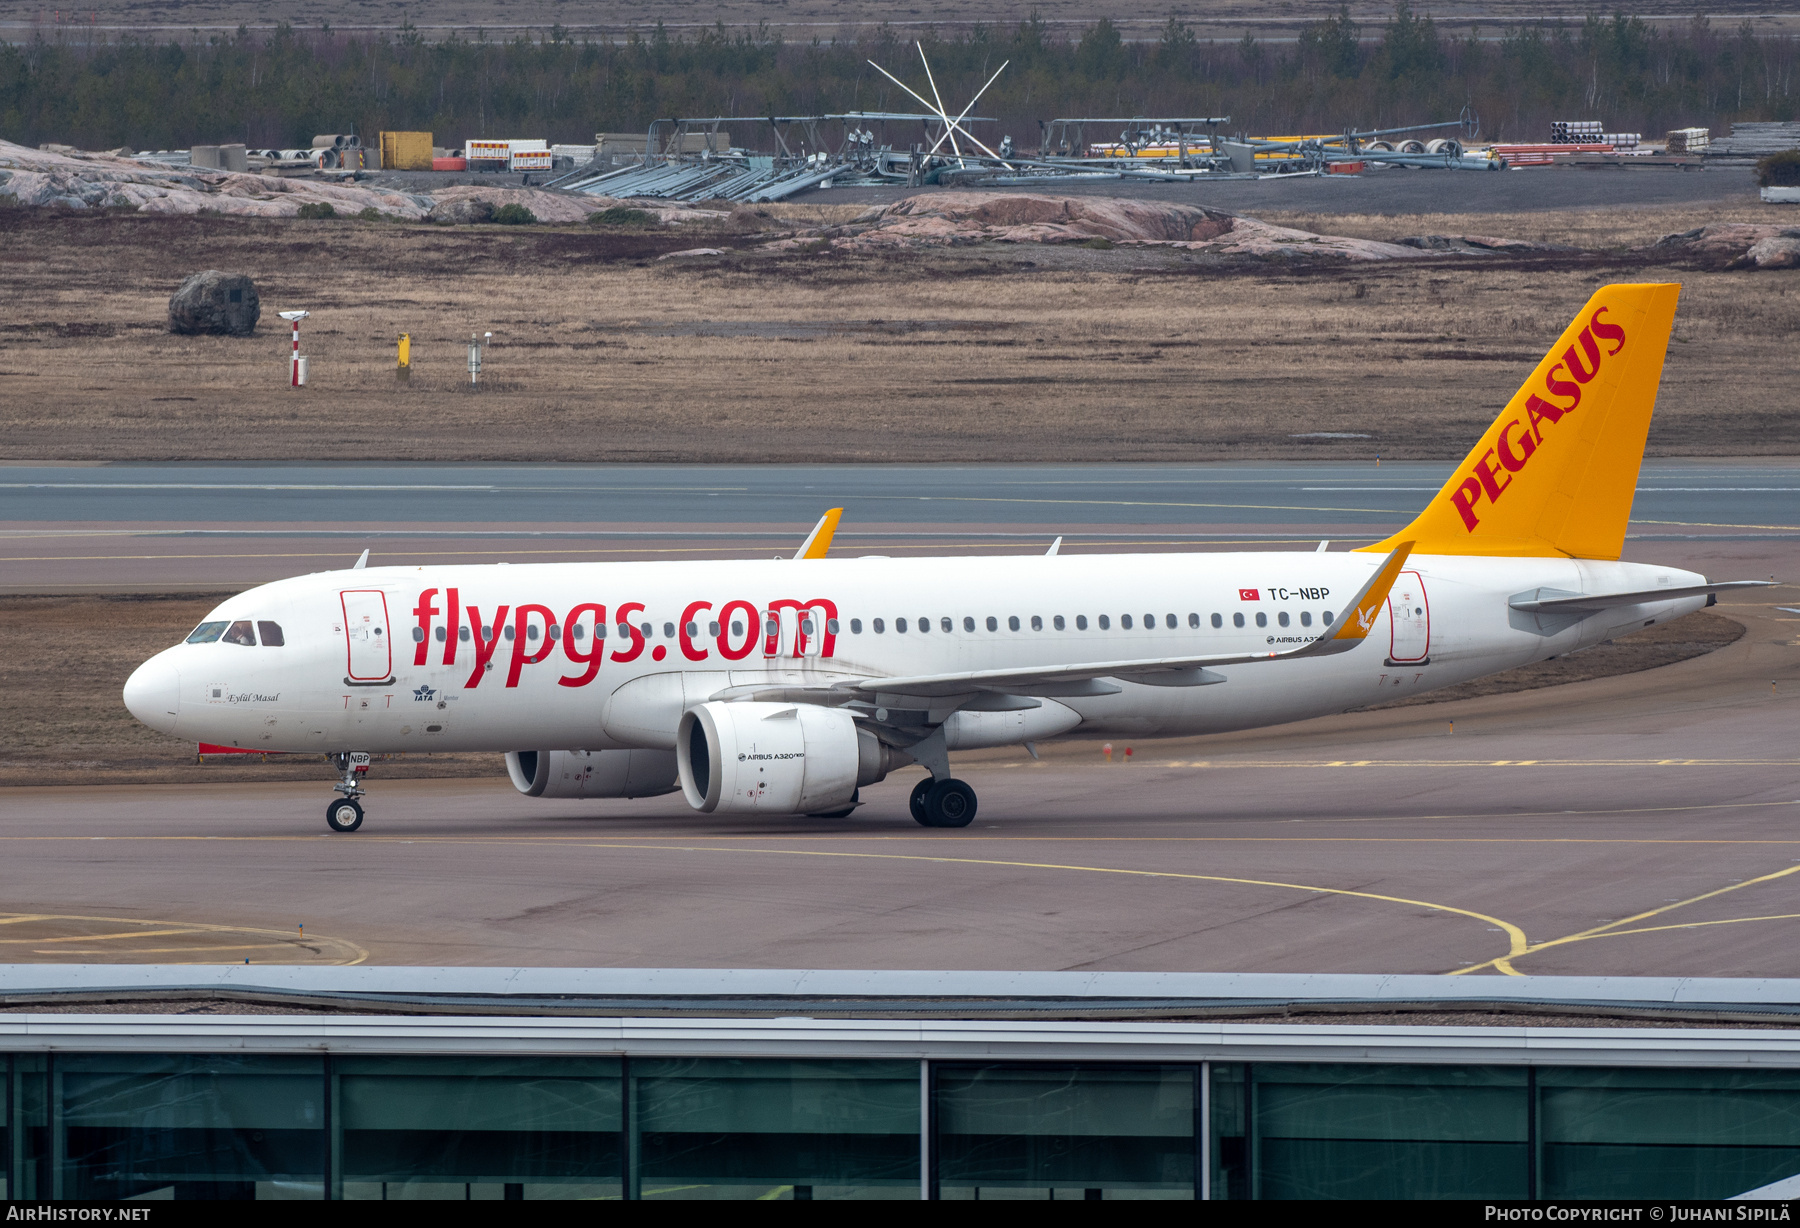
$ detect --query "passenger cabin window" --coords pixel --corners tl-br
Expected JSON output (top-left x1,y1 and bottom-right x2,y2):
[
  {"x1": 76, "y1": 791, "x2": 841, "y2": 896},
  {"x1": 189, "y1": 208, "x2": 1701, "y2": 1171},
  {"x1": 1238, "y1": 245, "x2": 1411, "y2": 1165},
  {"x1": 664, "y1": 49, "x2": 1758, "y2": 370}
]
[
  {"x1": 1188, "y1": 614, "x2": 1200, "y2": 628},
  {"x1": 1323, "y1": 611, "x2": 1334, "y2": 626},
  {"x1": 1098, "y1": 615, "x2": 1110, "y2": 630},
  {"x1": 850, "y1": 619, "x2": 862, "y2": 634},
  {"x1": 1008, "y1": 616, "x2": 1021, "y2": 632},
  {"x1": 1211, "y1": 613, "x2": 1223, "y2": 629},
  {"x1": 986, "y1": 616, "x2": 999, "y2": 632},
  {"x1": 434, "y1": 625, "x2": 446, "y2": 643},
  {"x1": 1121, "y1": 615, "x2": 1133, "y2": 630},
  {"x1": 1053, "y1": 615, "x2": 1065, "y2": 630},
  {"x1": 257, "y1": 621, "x2": 285, "y2": 647},
  {"x1": 1076, "y1": 615, "x2": 1088, "y2": 630},
  {"x1": 1166, "y1": 614, "x2": 1178, "y2": 629},
  {"x1": 940, "y1": 617, "x2": 952, "y2": 633},
  {"x1": 873, "y1": 618, "x2": 886, "y2": 633},
  {"x1": 1301, "y1": 612, "x2": 1313, "y2": 627},
  {"x1": 1031, "y1": 615, "x2": 1043, "y2": 631},
  {"x1": 186, "y1": 621, "x2": 228, "y2": 644},
  {"x1": 1278, "y1": 612, "x2": 1290, "y2": 627},
  {"x1": 963, "y1": 617, "x2": 975, "y2": 632},
  {"x1": 1233, "y1": 613, "x2": 1245, "y2": 628},
  {"x1": 412, "y1": 626, "x2": 425, "y2": 642},
  {"x1": 222, "y1": 620, "x2": 256, "y2": 647},
  {"x1": 1255, "y1": 612, "x2": 1268, "y2": 628},
  {"x1": 896, "y1": 618, "x2": 908, "y2": 633}
]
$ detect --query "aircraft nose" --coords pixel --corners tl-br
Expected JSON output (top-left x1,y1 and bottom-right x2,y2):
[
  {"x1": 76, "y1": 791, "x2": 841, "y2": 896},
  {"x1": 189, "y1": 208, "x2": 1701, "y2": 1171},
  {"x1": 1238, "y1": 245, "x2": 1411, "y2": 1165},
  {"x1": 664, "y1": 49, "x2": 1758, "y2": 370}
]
[{"x1": 124, "y1": 654, "x2": 182, "y2": 735}]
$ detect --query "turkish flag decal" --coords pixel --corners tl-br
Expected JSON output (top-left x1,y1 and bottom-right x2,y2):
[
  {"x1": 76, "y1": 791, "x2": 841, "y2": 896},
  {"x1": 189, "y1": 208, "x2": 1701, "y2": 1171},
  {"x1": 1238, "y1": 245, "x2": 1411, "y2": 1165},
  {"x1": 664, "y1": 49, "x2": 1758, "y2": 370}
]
[{"x1": 1238, "y1": 588, "x2": 1260, "y2": 601}]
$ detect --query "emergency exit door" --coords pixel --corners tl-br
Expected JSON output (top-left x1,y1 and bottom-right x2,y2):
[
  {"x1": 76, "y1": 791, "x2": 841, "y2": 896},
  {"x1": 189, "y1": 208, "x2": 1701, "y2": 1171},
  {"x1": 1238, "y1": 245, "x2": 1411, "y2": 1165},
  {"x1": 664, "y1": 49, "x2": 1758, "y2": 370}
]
[
  {"x1": 341, "y1": 589, "x2": 393, "y2": 680},
  {"x1": 1386, "y1": 571, "x2": 1430, "y2": 663}
]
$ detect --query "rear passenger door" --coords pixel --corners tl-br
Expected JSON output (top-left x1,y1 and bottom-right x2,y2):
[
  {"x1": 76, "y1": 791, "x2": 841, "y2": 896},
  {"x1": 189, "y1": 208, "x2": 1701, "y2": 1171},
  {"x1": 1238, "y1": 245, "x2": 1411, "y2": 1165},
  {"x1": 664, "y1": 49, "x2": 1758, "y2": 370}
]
[{"x1": 340, "y1": 590, "x2": 393, "y2": 681}]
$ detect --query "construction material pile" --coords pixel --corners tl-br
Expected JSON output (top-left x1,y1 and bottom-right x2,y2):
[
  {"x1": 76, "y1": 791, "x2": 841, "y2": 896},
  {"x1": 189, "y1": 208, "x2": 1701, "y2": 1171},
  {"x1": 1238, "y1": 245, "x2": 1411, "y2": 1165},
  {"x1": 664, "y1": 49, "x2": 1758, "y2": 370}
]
[
  {"x1": 1708, "y1": 122, "x2": 1800, "y2": 156},
  {"x1": 768, "y1": 193, "x2": 1538, "y2": 261}
]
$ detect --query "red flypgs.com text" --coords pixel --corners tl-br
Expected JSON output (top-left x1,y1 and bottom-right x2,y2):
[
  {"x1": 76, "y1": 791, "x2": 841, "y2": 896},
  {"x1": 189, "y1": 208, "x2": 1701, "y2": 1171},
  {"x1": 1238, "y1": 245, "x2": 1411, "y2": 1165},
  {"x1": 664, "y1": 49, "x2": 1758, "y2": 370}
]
[
  {"x1": 1449, "y1": 307, "x2": 1627, "y2": 532},
  {"x1": 408, "y1": 590, "x2": 840, "y2": 689}
]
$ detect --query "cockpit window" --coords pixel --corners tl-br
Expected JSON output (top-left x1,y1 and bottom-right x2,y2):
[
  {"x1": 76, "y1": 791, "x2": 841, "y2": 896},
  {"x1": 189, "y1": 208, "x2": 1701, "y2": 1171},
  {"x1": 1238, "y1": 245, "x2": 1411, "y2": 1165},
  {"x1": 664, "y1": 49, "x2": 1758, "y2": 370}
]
[
  {"x1": 222, "y1": 620, "x2": 257, "y2": 646},
  {"x1": 257, "y1": 621, "x2": 285, "y2": 646},
  {"x1": 186, "y1": 621, "x2": 228, "y2": 644}
]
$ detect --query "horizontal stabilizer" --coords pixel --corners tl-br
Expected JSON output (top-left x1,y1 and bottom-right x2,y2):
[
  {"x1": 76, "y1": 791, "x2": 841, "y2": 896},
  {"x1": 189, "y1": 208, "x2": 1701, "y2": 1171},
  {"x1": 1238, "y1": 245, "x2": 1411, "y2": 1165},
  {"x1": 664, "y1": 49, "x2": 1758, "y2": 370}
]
[{"x1": 1510, "y1": 580, "x2": 1773, "y2": 614}]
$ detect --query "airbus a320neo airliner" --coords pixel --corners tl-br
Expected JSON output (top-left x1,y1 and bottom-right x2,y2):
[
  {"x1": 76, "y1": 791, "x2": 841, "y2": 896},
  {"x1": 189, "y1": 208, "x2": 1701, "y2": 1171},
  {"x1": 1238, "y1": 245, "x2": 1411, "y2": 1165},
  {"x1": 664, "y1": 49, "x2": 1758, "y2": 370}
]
[{"x1": 124, "y1": 283, "x2": 1768, "y2": 831}]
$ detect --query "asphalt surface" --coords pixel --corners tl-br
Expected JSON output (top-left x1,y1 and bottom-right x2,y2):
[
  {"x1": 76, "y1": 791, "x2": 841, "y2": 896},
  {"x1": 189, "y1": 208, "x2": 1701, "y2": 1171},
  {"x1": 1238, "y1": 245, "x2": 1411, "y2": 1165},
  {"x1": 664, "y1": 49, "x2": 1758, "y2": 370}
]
[
  {"x1": 0, "y1": 522, "x2": 1796, "y2": 975},
  {"x1": 5, "y1": 459, "x2": 1797, "y2": 590}
]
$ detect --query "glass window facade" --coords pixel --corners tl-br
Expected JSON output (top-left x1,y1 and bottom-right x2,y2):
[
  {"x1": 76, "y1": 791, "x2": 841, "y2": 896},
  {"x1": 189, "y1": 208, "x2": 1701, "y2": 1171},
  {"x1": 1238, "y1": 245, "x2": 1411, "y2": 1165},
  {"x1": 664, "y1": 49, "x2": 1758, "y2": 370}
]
[
  {"x1": 5, "y1": 1053, "x2": 1800, "y2": 1199},
  {"x1": 334, "y1": 1057, "x2": 621, "y2": 1200},
  {"x1": 59, "y1": 1054, "x2": 325, "y2": 1200},
  {"x1": 631, "y1": 1058, "x2": 918, "y2": 1200},
  {"x1": 933, "y1": 1065, "x2": 1195, "y2": 1199}
]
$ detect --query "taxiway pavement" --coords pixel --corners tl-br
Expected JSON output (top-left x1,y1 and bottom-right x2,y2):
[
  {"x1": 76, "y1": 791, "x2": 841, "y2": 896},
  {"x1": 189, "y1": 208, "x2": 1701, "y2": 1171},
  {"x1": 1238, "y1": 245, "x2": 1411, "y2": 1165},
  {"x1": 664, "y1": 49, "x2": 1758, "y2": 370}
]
[{"x1": 5, "y1": 459, "x2": 1796, "y2": 590}]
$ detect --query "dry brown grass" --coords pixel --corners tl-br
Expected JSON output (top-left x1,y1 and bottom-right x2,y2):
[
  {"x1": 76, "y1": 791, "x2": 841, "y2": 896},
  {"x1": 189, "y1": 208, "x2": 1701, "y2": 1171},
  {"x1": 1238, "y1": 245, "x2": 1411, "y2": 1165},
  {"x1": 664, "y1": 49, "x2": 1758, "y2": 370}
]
[{"x1": 1, "y1": 206, "x2": 1796, "y2": 465}]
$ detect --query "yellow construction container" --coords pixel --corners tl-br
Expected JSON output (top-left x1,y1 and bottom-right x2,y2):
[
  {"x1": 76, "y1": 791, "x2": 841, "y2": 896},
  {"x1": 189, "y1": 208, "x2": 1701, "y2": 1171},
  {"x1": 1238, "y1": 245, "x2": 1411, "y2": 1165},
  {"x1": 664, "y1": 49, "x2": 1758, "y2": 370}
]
[{"x1": 379, "y1": 131, "x2": 433, "y2": 171}]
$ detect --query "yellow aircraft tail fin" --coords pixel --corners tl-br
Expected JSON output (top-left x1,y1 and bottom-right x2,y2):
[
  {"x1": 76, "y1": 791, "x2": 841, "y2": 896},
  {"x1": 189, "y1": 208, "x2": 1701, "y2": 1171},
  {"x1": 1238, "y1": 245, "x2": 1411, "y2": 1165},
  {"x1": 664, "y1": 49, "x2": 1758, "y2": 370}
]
[{"x1": 1359, "y1": 282, "x2": 1680, "y2": 560}]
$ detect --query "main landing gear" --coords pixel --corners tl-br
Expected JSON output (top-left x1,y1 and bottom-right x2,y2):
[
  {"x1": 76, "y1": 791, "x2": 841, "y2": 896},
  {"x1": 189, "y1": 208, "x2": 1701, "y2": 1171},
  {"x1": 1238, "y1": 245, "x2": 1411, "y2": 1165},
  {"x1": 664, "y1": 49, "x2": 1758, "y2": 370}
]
[
  {"x1": 326, "y1": 752, "x2": 370, "y2": 833},
  {"x1": 910, "y1": 776, "x2": 977, "y2": 828}
]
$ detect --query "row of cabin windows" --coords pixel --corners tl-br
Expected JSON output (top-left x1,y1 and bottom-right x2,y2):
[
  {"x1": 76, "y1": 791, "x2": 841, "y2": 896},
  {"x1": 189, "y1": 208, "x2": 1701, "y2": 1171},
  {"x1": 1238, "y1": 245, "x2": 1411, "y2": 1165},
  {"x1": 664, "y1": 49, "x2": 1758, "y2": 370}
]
[
  {"x1": 186, "y1": 619, "x2": 285, "y2": 646},
  {"x1": 848, "y1": 610, "x2": 1330, "y2": 634},
  {"x1": 401, "y1": 609, "x2": 1337, "y2": 645}
]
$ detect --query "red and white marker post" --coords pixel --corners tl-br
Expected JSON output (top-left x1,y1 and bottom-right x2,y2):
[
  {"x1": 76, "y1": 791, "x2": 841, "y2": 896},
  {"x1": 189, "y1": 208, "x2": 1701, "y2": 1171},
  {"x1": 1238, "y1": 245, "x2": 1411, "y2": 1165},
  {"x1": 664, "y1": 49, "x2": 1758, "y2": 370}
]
[{"x1": 278, "y1": 310, "x2": 310, "y2": 386}]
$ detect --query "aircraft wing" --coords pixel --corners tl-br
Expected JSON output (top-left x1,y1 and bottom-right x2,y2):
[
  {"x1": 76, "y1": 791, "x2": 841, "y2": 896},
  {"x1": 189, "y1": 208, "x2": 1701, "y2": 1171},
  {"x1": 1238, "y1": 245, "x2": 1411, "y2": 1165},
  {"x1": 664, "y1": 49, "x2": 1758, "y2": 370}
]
[
  {"x1": 1509, "y1": 580, "x2": 1774, "y2": 614},
  {"x1": 843, "y1": 543, "x2": 1414, "y2": 700}
]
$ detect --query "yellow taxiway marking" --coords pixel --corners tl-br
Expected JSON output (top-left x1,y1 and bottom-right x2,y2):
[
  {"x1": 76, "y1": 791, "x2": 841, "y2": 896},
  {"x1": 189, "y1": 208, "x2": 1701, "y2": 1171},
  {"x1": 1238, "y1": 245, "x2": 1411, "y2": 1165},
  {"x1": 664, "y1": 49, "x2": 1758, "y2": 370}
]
[
  {"x1": 1450, "y1": 863, "x2": 1800, "y2": 976},
  {"x1": 0, "y1": 911, "x2": 368, "y2": 965}
]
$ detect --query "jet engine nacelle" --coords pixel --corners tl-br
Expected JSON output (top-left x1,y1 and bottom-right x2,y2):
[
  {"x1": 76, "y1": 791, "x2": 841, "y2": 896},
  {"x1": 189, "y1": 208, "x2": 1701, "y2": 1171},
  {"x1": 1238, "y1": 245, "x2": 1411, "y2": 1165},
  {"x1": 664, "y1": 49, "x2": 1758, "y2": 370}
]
[
  {"x1": 676, "y1": 701, "x2": 900, "y2": 815},
  {"x1": 505, "y1": 749, "x2": 679, "y2": 799}
]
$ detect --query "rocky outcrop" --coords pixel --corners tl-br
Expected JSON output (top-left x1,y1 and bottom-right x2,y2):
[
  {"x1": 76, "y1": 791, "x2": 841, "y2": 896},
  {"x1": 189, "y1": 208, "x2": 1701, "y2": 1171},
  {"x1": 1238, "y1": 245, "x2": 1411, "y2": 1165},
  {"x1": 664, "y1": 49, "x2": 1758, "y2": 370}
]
[
  {"x1": 766, "y1": 192, "x2": 1435, "y2": 261},
  {"x1": 1648, "y1": 222, "x2": 1800, "y2": 268},
  {"x1": 1743, "y1": 235, "x2": 1800, "y2": 269},
  {"x1": 168, "y1": 270, "x2": 260, "y2": 336},
  {"x1": 426, "y1": 196, "x2": 495, "y2": 224},
  {"x1": 0, "y1": 139, "x2": 719, "y2": 226},
  {"x1": 1394, "y1": 234, "x2": 1573, "y2": 253}
]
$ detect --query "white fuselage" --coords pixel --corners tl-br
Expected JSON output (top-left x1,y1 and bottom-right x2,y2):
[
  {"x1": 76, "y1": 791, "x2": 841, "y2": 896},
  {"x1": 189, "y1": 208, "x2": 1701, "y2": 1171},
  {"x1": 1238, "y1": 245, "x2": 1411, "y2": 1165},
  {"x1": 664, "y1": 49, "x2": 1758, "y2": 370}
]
[{"x1": 124, "y1": 551, "x2": 1708, "y2": 757}]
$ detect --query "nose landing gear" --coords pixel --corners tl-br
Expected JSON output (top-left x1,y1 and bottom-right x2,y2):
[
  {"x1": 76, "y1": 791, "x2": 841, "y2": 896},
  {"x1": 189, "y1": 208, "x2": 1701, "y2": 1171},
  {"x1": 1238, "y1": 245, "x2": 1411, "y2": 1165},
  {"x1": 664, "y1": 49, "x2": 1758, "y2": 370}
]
[{"x1": 326, "y1": 752, "x2": 370, "y2": 832}]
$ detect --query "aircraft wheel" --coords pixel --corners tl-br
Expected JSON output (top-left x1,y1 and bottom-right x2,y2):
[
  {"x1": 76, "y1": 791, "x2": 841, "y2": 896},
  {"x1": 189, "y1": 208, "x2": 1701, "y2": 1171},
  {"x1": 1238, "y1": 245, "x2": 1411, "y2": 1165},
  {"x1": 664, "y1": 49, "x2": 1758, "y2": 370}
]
[
  {"x1": 326, "y1": 798, "x2": 364, "y2": 833},
  {"x1": 909, "y1": 777, "x2": 934, "y2": 825},
  {"x1": 920, "y1": 778, "x2": 977, "y2": 829},
  {"x1": 810, "y1": 789, "x2": 860, "y2": 819}
]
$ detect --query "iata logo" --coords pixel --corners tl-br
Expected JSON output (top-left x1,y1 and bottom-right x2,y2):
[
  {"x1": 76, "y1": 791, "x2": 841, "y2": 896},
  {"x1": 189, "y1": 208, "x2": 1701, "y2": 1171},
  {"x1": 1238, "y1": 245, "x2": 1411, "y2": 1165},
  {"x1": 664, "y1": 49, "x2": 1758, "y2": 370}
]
[
  {"x1": 1449, "y1": 306, "x2": 1626, "y2": 531},
  {"x1": 413, "y1": 684, "x2": 436, "y2": 702}
]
